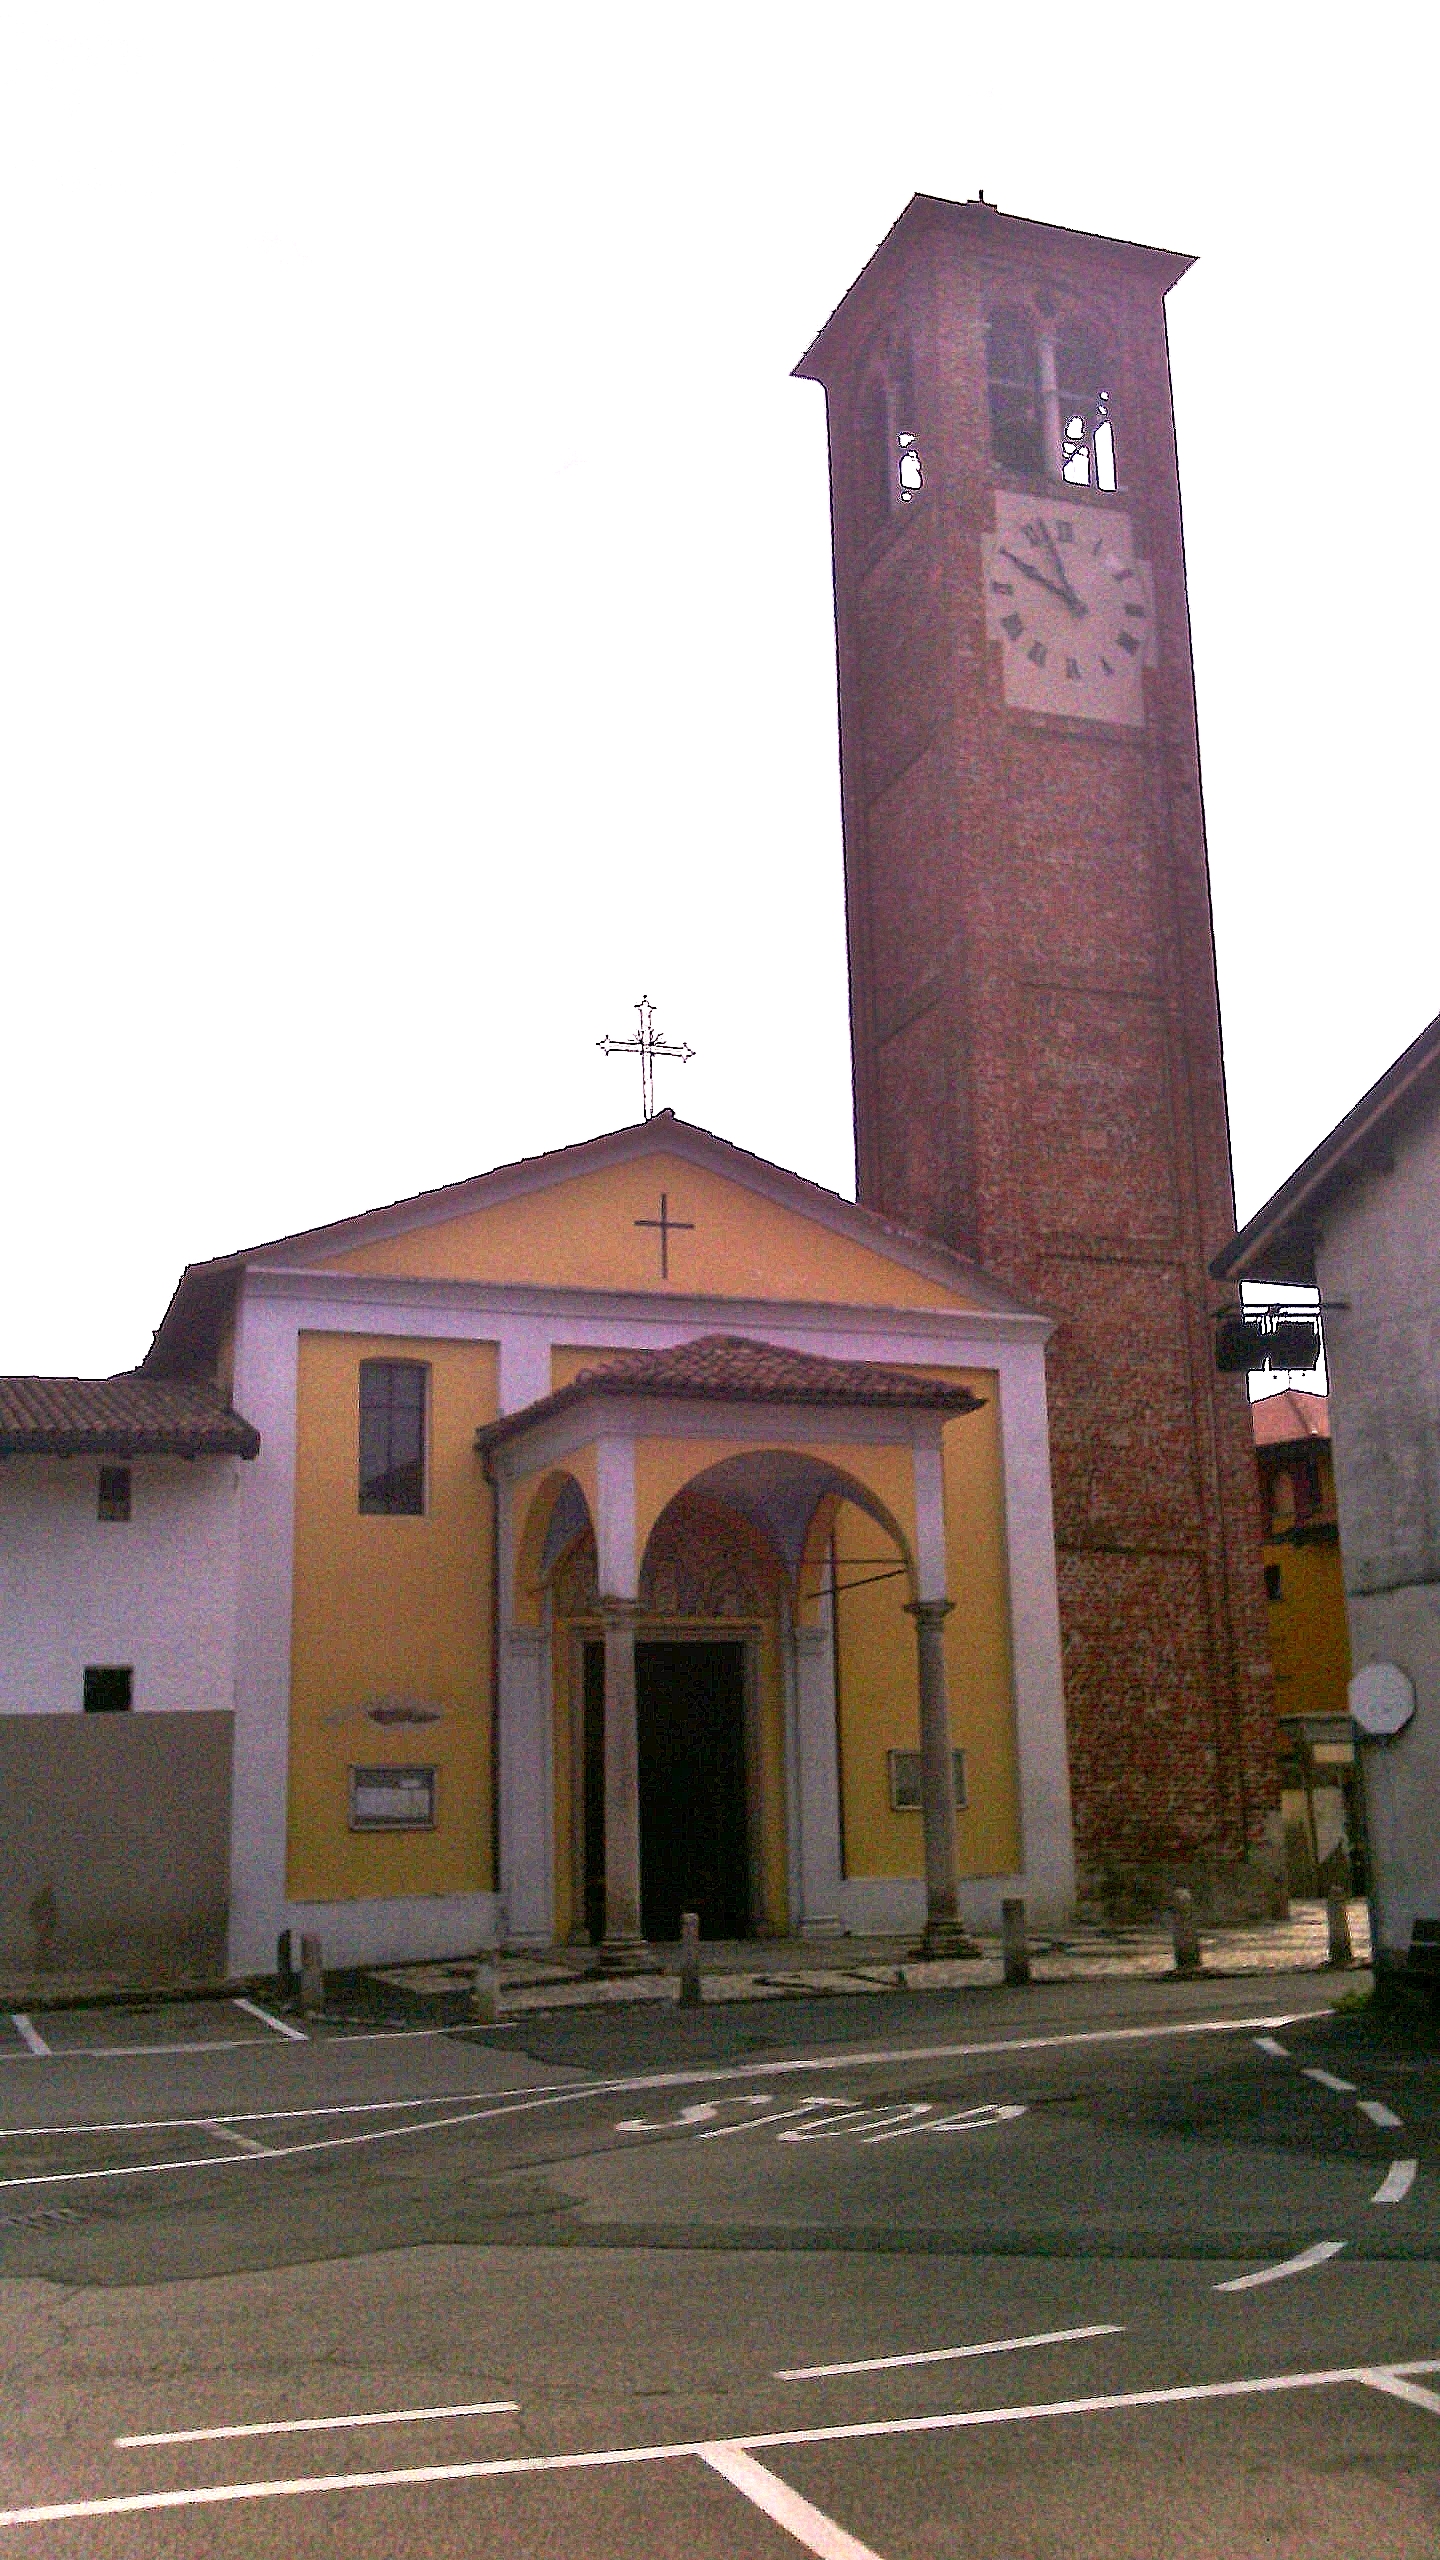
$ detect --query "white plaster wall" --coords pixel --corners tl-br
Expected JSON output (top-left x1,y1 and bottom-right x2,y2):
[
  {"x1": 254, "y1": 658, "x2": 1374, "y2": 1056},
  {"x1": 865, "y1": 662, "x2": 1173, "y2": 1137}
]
[
  {"x1": 1347, "y1": 1581, "x2": 1440, "y2": 1962},
  {"x1": 0, "y1": 1456, "x2": 241, "y2": 1716}
]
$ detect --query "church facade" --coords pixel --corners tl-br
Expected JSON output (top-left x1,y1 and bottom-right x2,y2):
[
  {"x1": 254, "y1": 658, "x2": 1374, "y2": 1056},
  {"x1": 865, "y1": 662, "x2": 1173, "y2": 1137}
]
[{"x1": 1, "y1": 1115, "x2": 1072, "y2": 1975}]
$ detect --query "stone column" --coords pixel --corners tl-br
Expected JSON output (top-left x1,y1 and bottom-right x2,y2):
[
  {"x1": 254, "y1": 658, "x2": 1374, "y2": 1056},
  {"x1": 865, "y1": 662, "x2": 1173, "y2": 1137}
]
[
  {"x1": 598, "y1": 1596, "x2": 646, "y2": 1967},
  {"x1": 908, "y1": 1598, "x2": 978, "y2": 1956}
]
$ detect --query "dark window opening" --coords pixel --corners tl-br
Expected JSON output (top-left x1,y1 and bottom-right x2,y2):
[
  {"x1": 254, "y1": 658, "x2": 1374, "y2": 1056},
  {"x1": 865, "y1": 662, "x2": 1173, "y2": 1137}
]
[
  {"x1": 986, "y1": 307, "x2": 1043, "y2": 475},
  {"x1": 1056, "y1": 326, "x2": 1116, "y2": 489},
  {"x1": 97, "y1": 1464, "x2": 132, "y2": 1523},
  {"x1": 1264, "y1": 1563, "x2": 1283, "y2": 1603},
  {"x1": 83, "y1": 1664, "x2": 133, "y2": 1713},
  {"x1": 359, "y1": 1360, "x2": 427, "y2": 1516}
]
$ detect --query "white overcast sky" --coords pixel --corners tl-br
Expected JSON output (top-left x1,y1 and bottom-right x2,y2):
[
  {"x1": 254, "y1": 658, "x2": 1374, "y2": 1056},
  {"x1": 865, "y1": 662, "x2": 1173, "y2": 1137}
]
[{"x1": 0, "y1": 4, "x2": 1431, "y2": 1378}]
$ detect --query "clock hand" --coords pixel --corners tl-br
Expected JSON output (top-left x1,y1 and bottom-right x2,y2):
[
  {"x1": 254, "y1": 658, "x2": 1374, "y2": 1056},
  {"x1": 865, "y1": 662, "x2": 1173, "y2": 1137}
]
[
  {"x1": 1033, "y1": 521, "x2": 1088, "y2": 616},
  {"x1": 997, "y1": 546, "x2": 1084, "y2": 612}
]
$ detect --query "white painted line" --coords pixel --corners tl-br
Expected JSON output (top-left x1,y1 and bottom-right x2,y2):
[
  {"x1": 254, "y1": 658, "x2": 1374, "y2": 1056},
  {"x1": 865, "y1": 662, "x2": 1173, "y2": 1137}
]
[
  {"x1": 701, "y1": 2442, "x2": 885, "y2": 2560},
  {"x1": 5, "y1": 2356, "x2": 1440, "y2": 2530},
  {"x1": 232, "y1": 1997, "x2": 307, "y2": 2043},
  {"x1": 1302, "y1": 2068, "x2": 1355, "y2": 2093},
  {"x1": 9, "y1": 2015, "x2": 49, "y2": 2058},
  {"x1": 777, "y1": 2321, "x2": 1124, "y2": 2381},
  {"x1": 1214, "y1": 2240, "x2": 1346, "y2": 2292},
  {"x1": 1371, "y1": 2159, "x2": 1418, "y2": 2206},
  {"x1": 1362, "y1": 2369, "x2": 1440, "y2": 2419},
  {"x1": 1253, "y1": 2036, "x2": 1290, "y2": 2058},
  {"x1": 0, "y1": 2010, "x2": 1326, "y2": 2196},
  {"x1": 1358, "y1": 2099, "x2": 1404, "y2": 2131},
  {"x1": 116, "y1": 2397, "x2": 519, "y2": 2449},
  {"x1": 199, "y1": 2121, "x2": 276, "y2": 2158}
]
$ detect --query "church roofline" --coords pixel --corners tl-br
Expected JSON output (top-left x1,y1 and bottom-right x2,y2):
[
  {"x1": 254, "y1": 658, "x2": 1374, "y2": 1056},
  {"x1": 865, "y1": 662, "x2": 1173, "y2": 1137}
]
[
  {"x1": 143, "y1": 1111, "x2": 1045, "y2": 1377},
  {"x1": 793, "y1": 193, "x2": 1194, "y2": 382}
]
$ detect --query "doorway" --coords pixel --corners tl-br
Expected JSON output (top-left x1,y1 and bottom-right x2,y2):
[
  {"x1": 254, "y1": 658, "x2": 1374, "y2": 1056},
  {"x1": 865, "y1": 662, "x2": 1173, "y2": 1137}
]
[{"x1": 581, "y1": 1639, "x2": 750, "y2": 1942}]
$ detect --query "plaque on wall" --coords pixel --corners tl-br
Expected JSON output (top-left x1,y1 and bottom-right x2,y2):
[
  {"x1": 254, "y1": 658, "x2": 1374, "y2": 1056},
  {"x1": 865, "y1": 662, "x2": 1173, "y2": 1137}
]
[
  {"x1": 348, "y1": 1765, "x2": 438, "y2": 1830},
  {"x1": 887, "y1": 1748, "x2": 968, "y2": 1812}
]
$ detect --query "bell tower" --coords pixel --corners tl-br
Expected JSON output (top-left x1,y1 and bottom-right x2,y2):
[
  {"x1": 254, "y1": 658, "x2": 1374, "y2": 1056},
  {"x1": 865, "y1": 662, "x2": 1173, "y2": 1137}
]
[{"x1": 796, "y1": 195, "x2": 1278, "y2": 1914}]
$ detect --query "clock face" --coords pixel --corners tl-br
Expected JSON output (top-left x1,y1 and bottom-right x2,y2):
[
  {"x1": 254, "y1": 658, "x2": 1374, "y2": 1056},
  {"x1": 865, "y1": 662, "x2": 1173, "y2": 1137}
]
[{"x1": 983, "y1": 497, "x2": 1156, "y2": 726}]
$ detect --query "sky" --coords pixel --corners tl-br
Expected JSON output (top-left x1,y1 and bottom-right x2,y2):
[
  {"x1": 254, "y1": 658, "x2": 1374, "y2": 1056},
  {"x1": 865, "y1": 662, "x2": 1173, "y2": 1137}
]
[{"x1": 1, "y1": 4, "x2": 1432, "y2": 1379}]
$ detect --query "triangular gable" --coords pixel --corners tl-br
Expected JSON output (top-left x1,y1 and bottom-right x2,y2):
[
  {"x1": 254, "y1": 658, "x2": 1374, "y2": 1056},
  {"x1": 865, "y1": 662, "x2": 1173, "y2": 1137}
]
[{"x1": 145, "y1": 1116, "x2": 1039, "y2": 1374}]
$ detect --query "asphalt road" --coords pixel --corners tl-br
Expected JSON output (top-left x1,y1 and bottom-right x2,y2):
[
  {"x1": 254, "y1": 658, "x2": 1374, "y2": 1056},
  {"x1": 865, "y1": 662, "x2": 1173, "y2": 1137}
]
[{"x1": 1, "y1": 1970, "x2": 1436, "y2": 2555}]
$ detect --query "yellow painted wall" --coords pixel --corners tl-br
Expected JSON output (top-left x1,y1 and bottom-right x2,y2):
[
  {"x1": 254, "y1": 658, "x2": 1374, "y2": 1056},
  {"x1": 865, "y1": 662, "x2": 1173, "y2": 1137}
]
[
  {"x1": 287, "y1": 1332, "x2": 498, "y2": 1900},
  {"x1": 833, "y1": 1377, "x2": 1020, "y2": 1882},
  {"x1": 312, "y1": 1152, "x2": 978, "y2": 1312},
  {"x1": 1265, "y1": 1536, "x2": 1351, "y2": 1724}
]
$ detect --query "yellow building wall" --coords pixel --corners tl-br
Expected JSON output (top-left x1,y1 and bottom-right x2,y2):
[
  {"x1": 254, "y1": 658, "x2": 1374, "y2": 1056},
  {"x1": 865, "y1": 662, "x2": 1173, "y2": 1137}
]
[
  {"x1": 1265, "y1": 1535, "x2": 1351, "y2": 1724},
  {"x1": 312, "y1": 1152, "x2": 979, "y2": 1313},
  {"x1": 287, "y1": 1332, "x2": 498, "y2": 1900}
]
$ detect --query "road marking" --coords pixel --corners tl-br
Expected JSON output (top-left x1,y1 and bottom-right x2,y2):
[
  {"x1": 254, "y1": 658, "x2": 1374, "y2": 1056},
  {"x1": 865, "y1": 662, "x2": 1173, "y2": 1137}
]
[
  {"x1": 1214, "y1": 2240, "x2": 1346, "y2": 2292},
  {"x1": 1358, "y1": 2098, "x2": 1404, "y2": 2130},
  {"x1": 9, "y1": 2016, "x2": 49, "y2": 2057},
  {"x1": 4, "y1": 2356, "x2": 1439, "y2": 2530},
  {"x1": 1253, "y1": 2035, "x2": 1290, "y2": 2058},
  {"x1": 116, "y1": 2397, "x2": 519, "y2": 2448},
  {"x1": 1302, "y1": 2068, "x2": 1356, "y2": 2093},
  {"x1": 199, "y1": 2120, "x2": 275, "y2": 2157},
  {"x1": 1371, "y1": 2159, "x2": 1418, "y2": 2205},
  {"x1": 776, "y1": 2322, "x2": 1124, "y2": 2381},
  {"x1": 232, "y1": 1997, "x2": 307, "y2": 2042},
  {"x1": 1362, "y1": 2370, "x2": 1440, "y2": 2419},
  {"x1": 700, "y1": 2442, "x2": 884, "y2": 2559},
  {"x1": 0, "y1": 2010, "x2": 1323, "y2": 2195}
]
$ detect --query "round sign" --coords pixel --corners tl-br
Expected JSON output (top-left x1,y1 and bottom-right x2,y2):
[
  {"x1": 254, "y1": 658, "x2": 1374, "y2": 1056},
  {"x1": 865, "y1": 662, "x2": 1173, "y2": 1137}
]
[{"x1": 1349, "y1": 1660, "x2": 1416, "y2": 1739}]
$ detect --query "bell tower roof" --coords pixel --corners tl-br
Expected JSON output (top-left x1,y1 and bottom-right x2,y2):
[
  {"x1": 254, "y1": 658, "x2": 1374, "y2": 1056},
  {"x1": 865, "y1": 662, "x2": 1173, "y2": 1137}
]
[{"x1": 793, "y1": 193, "x2": 1194, "y2": 383}]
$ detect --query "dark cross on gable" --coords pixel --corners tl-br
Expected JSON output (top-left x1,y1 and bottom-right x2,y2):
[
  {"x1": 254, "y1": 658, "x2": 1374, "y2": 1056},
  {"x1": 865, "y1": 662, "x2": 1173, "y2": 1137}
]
[
  {"x1": 634, "y1": 1190, "x2": 694, "y2": 1280},
  {"x1": 597, "y1": 993, "x2": 695, "y2": 1121}
]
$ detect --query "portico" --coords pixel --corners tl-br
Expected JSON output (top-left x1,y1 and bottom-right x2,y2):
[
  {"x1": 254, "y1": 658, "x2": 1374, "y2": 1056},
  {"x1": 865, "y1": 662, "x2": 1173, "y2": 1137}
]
[{"x1": 479, "y1": 1335, "x2": 987, "y2": 1958}]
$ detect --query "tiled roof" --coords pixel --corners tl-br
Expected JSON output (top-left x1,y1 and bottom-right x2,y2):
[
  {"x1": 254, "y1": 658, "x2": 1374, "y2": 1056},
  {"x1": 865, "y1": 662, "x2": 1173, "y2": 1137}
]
[
  {"x1": 1251, "y1": 1388, "x2": 1330, "y2": 1450},
  {"x1": 477, "y1": 1333, "x2": 983, "y2": 1453},
  {"x1": 0, "y1": 1375, "x2": 260, "y2": 1459}
]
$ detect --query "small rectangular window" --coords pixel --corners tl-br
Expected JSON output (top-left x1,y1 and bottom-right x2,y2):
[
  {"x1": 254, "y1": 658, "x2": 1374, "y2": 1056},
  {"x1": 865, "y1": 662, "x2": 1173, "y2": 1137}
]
[
  {"x1": 887, "y1": 1747, "x2": 968, "y2": 1812},
  {"x1": 97, "y1": 1465, "x2": 132, "y2": 1522},
  {"x1": 348, "y1": 1765, "x2": 437, "y2": 1830},
  {"x1": 83, "y1": 1665, "x2": 133, "y2": 1713},
  {"x1": 359, "y1": 1360, "x2": 427, "y2": 1515},
  {"x1": 1264, "y1": 1563, "x2": 1283, "y2": 1602}
]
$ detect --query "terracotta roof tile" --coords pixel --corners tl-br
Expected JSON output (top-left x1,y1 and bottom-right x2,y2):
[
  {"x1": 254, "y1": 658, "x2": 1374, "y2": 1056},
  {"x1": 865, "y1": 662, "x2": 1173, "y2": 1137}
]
[
  {"x1": 0, "y1": 1375, "x2": 260, "y2": 1459},
  {"x1": 1251, "y1": 1388, "x2": 1330, "y2": 1450},
  {"x1": 477, "y1": 1333, "x2": 982, "y2": 1453}
]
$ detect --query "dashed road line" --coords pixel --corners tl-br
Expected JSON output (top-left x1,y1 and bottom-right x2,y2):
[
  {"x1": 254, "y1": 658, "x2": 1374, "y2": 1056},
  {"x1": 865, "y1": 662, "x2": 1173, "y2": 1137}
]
[
  {"x1": 776, "y1": 2322, "x2": 1124, "y2": 2381},
  {"x1": 1214, "y1": 2240, "x2": 1346, "y2": 2293},
  {"x1": 231, "y1": 1997, "x2": 307, "y2": 2042},
  {"x1": 1302, "y1": 2067, "x2": 1356, "y2": 2093},
  {"x1": 116, "y1": 2397, "x2": 519, "y2": 2449},
  {"x1": 198, "y1": 2120, "x2": 276, "y2": 2158},
  {"x1": 9, "y1": 2016, "x2": 49, "y2": 2058},
  {"x1": 1359, "y1": 2099, "x2": 1405, "y2": 2131},
  {"x1": 4, "y1": 2355, "x2": 1440, "y2": 2530},
  {"x1": 1371, "y1": 2159, "x2": 1418, "y2": 2205},
  {"x1": 1253, "y1": 2035, "x2": 1291, "y2": 2058}
]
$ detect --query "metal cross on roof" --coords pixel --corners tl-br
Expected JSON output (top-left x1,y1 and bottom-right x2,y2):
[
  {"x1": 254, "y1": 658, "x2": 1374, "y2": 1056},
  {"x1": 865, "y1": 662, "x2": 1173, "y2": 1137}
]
[{"x1": 597, "y1": 994, "x2": 695, "y2": 1121}]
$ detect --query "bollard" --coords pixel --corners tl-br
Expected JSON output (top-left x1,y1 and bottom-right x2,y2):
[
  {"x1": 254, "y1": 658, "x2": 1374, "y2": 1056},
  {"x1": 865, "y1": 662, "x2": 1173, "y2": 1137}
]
[
  {"x1": 471, "y1": 1952, "x2": 500, "y2": 2023},
  {"x1": 678, "y1": 1910, "x2": 701, "y2": 2008},
  {"x1": 1171, "y1": 1889, "x2": 1202, "y2": 1977},
  {"x1": 1326, "y1": 1888, "x2": 1354, "y2": 1969},
  {"x1": 1001, "y1": 1896, "x2": 1031, "y2": 1986},
  {"x1": 276, "y1": 1929, "x2": 296, "y2": 1999},
  {"x1": 299, "y1": 1931, "x2": 324, "y2": 2016}
]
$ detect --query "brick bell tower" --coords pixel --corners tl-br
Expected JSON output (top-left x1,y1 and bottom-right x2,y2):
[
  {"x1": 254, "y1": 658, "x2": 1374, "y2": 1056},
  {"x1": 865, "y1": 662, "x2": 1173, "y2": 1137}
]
[{"x1": 795, "y1": 195, "x2": 1279, "y2": 1917}]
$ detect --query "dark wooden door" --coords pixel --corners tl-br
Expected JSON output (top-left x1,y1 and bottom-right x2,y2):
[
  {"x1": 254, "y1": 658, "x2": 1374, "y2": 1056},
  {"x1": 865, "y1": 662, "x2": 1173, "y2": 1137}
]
[{"x1": 582, "y1": 1639, "x2": 749, "y2": 1942}]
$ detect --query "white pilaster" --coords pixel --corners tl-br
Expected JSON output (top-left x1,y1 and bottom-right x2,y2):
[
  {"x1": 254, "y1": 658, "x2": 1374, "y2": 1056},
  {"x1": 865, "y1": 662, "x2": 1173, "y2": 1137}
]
[{"x1": 791, "y1": 1617, "x2": 844, "y2": 1935}]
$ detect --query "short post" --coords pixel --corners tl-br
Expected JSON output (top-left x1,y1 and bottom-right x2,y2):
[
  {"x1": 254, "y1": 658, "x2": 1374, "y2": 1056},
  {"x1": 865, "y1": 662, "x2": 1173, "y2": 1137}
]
[
  {"x1": 471, "y1": 1951, "x2": 500, "y2": 2023},
  {"x1": 299, "y1": 1932, "x2": 324, "y2": 2016},
  {"x1": 276, "y1": 1929, "x2": 296, "y2": 1999},
  {"x1": 1002, "y1": 1896, "x2": 1031, "y2": 1986},
  {"x1": 1171, "y1": 1888, "x2": 1202, "y2": 1977},
  {"x1": 678, "y1": 1910, "x2": 701, "y2": 2008},
  {"x1": 1326, "y1": 1888, "x2": 1354, "y2": 1969}
]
